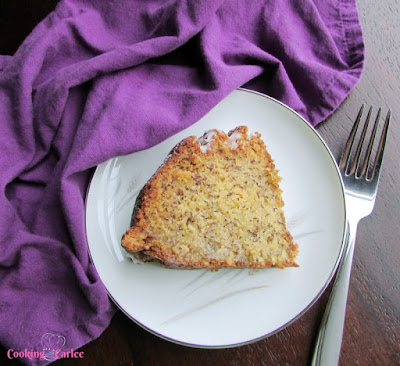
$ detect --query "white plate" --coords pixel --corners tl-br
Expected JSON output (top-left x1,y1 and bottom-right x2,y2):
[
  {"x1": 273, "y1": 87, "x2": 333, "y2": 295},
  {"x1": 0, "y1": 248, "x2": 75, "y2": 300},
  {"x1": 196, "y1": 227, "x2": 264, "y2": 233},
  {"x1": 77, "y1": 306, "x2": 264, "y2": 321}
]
[{"x1": 85, "y1": 88, "x2": 346, "y2": 347}]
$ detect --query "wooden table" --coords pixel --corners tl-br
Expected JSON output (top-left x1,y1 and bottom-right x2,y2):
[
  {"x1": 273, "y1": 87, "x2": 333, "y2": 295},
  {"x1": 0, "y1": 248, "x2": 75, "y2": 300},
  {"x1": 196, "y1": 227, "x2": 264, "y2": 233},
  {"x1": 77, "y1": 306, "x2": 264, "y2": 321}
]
[{"x1": 1, "y1": 1, "x2": 399, "y2": 365}]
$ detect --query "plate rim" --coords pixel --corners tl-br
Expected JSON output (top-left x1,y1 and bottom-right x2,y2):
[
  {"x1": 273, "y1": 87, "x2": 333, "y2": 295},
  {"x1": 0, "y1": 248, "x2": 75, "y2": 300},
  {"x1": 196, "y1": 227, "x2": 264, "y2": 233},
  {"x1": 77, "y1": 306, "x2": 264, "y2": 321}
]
[{"x1": 84, "y1": 87, "x2": 348, "y2": 348}]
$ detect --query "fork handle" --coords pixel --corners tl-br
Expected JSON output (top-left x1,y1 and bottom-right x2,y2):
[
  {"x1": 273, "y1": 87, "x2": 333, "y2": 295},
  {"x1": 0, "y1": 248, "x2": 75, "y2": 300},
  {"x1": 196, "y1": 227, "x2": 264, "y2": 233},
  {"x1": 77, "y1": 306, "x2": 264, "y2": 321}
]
[{"x1": 311, "y1": 222, "x2": 356, "y2": 366}]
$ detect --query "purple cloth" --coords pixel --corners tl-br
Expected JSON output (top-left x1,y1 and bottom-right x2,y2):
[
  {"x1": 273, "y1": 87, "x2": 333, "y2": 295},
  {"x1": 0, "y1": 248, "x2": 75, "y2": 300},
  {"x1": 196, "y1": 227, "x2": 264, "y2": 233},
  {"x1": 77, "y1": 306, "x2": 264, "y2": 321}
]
[{"x1": 0, "y1": 0, "x2": 363, "y2": 364}]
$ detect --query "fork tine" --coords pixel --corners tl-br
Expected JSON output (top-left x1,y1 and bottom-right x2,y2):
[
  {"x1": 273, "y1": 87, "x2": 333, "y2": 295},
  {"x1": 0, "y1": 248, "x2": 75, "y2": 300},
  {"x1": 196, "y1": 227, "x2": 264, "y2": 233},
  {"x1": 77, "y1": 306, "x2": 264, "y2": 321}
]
[
  {"x1": 358, "y1": 108, "x2": 381, "y2": 178},
  {"x1": 369, "y1": 110, "x2": 391, "y2": 180},
  {"x1": 339, "y1": 105, "x2": 365, "y2": 172},
  {"x1": 348, "y1": 106, "x2": 372, "y2": 176}
]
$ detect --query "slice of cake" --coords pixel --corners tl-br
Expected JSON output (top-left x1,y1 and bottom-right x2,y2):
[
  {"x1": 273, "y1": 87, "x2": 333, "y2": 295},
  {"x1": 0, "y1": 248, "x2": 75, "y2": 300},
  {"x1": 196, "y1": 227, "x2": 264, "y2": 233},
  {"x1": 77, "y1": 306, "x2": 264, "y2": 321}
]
[{"x1": 121, "y1": 126, "x2": 298, "y2": 269}]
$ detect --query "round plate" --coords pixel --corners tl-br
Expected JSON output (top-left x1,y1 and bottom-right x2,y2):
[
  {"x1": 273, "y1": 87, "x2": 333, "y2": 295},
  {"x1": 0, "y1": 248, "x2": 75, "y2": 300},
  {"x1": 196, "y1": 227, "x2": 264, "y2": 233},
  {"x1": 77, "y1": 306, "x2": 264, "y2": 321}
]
[{"x1": 85, "y1": 88, "x2": 346, "y2": 347}]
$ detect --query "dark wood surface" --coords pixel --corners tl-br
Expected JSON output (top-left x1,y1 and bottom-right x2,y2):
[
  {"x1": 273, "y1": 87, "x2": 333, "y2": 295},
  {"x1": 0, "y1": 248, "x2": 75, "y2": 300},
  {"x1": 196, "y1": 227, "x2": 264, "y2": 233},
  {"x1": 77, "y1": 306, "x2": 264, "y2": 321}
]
[{"x1": 1, "y1": 0, "x2": 399, "y2": 365}]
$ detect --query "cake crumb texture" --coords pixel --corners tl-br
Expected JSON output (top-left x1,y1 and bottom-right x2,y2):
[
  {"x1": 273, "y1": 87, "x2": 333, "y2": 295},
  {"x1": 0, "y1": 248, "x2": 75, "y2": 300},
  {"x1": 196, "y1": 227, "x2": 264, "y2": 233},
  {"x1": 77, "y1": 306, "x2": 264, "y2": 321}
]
[{"x1": 121, "y1": 126, "x2": 298, "y2": 269}]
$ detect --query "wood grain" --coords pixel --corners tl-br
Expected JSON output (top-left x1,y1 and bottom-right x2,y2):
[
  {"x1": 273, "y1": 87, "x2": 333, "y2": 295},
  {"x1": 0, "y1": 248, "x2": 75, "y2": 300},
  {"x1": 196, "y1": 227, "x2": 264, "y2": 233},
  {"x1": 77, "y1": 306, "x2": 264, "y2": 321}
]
[{"x1": 0, "y1": 0, "x2": 399, "y2": 365}]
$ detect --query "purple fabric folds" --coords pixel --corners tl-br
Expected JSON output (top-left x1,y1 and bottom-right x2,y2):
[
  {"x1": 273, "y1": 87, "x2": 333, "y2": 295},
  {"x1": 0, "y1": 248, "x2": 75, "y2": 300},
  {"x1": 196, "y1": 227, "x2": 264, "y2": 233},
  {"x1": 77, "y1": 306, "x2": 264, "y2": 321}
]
[{"x1": 0, "y1": 0, "x2": 363, "y2": 364}]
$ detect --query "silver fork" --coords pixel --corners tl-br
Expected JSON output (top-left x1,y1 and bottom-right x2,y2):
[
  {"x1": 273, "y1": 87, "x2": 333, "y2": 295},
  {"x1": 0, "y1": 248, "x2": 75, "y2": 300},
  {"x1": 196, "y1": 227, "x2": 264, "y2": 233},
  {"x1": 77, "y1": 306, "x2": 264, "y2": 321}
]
[{"x1": 311, "y1": 105, "x2": 391, "y2": 366}]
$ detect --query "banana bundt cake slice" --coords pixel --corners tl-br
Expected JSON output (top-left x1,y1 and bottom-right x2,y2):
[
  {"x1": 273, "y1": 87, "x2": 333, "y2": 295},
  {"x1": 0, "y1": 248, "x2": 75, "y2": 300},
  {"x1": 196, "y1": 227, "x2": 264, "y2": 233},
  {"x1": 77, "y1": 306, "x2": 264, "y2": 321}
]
[{"x1": 121, "y1": 126, "x2": 298, "y2": 269}]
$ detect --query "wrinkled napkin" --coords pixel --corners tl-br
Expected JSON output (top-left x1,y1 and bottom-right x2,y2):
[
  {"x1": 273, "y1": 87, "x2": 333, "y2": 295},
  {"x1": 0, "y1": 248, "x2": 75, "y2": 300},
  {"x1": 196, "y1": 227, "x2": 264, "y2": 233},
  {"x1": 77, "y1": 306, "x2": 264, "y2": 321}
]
[{"x1": 0, "y1": 0, "x2": 364, "y2": 364}]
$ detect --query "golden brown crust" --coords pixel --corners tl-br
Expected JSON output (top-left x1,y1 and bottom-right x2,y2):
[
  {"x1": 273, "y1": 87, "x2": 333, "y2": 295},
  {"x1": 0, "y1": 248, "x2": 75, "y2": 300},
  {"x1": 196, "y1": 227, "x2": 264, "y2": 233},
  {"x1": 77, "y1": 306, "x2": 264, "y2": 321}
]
[{"x1": 121, "y1": 126, "x2": 299, "y2": 269}]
